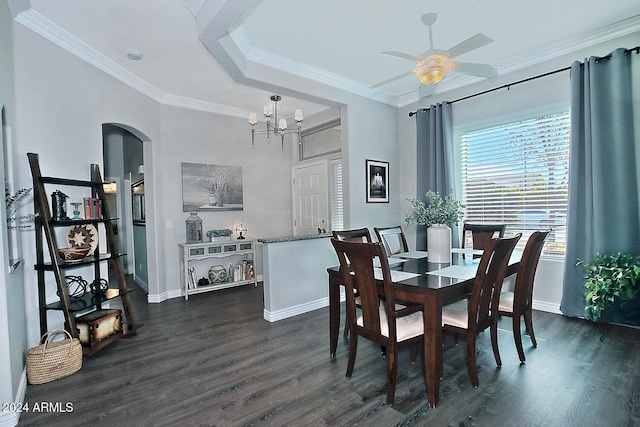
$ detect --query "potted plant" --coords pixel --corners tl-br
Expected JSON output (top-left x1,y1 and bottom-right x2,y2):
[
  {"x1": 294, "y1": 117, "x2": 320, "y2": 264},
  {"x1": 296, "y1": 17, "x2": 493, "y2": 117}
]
[
  {"x1": 405, "y1": 191, "x2": 463, "y2": 262},
  {"x1": 577, "y1": 252, "x2": 640, "y2": 322}
]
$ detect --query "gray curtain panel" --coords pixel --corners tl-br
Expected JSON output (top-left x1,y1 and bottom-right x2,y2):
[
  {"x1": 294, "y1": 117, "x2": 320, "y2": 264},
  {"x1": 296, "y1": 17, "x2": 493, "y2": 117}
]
[
  {"x1": 561, "y1": 47, "x2": 640, "y2": 324},
  {"x1": 415, "y1": 102, "x2": 460, "y2": 250}
]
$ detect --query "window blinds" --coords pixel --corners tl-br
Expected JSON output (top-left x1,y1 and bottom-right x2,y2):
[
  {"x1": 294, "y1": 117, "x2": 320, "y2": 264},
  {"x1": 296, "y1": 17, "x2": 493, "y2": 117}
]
[
  {"x1": 456, "y1": 112, "x2": 570, "y2": 256},
  {"x1": 330, "y1": 160, "x2": 344, "y2": 231}
]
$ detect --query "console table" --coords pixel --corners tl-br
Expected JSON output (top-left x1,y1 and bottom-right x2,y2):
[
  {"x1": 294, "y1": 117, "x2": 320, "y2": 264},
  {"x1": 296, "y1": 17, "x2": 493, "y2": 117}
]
[{"x1": 178, "y1": 239, "x2": 257, "y2": 300}]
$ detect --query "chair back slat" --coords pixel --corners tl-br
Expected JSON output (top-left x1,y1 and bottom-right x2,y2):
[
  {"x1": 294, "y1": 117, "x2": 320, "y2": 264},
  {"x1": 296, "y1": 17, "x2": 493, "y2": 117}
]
[
  {"x1": 469, "y1": 234, "x2": 521, "y2": 331},
  {"x1": 513, "y1": 230, "x2": 551, "y2": 309},
  {"x1": 332, "y1": 228, "x2": 372, "y2": 243},
  {"x1": 462, "y1": 223, "x2": 507, "y2": 252},
  {"x1": 374, "y1": 226, "x2": 409, "y2": 256}
]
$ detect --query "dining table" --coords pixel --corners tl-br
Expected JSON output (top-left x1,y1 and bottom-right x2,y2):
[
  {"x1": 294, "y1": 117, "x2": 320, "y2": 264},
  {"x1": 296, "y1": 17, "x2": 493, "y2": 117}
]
[{"x1": 326, "y1": 248, "x2": 520, "y2": 408}]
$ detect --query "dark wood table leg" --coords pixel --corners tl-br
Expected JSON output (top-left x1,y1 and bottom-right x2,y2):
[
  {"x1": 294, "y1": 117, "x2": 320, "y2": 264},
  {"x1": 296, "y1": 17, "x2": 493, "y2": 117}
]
[
  {"x1": 328, "y1": 270, "x2": 341, "y2": 358},
  {"x1": 423, "y1": 294, "x2": 443, "y2": 408}
]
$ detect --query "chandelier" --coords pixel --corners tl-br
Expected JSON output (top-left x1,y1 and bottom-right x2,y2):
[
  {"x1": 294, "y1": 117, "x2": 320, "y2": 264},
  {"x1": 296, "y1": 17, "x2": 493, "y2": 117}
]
[{"x1": 248, "y1": 95, "x2": 304, "y2": 151}]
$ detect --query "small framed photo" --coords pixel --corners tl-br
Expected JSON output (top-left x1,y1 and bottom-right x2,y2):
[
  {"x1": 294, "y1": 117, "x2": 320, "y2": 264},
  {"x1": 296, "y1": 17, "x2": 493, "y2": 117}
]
[{"x1": 366, "y1": 159, "x2": 389, "y2": 203}]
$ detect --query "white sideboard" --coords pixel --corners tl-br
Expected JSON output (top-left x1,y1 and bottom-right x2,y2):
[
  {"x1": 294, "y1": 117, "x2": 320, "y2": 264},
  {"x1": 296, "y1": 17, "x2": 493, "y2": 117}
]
[{"x1": 178, "y1": 239, "x2": 257, "y2": 300}]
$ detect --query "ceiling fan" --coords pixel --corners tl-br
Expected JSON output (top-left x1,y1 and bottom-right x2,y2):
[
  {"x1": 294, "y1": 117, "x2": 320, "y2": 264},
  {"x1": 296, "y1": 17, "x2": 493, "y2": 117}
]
[{"x1": 372, "y1": 13, "x2": 498, "y2": 96}]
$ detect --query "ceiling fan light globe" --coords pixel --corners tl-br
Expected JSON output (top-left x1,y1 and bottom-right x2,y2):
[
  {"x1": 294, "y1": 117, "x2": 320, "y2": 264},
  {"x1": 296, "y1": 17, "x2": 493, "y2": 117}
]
[{"x1": 417, "y1": 67, "x2": 446, "y2": 84}]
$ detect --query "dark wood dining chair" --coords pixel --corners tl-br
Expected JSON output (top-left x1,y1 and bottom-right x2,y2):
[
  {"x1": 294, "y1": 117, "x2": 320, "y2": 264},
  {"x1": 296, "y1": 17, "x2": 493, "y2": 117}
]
[
  {"x1": 462, "y1": 223, "x2": 507, "y2": 257},
  {"x1": 332, "y1": 228, "x2": 372, "y2": 338},
  {"x1": 441, "y1": 234, "x2": 521, "y2": 387},
  {"x1": 374, "y1": 226, "x2": 409, "y2": 257},
  {"x1": 497, "y1": 230, "x2": 550, "y2": 363},
  {"x1": 331, "y1": 238, "x2": 425, "y2": 406}
]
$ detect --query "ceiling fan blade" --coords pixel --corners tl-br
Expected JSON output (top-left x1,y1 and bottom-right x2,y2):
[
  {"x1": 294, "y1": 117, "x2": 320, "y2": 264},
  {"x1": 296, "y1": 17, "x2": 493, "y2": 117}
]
[
  {"x1": 419, "y1": 84, "x2": 435, "y2": 98},
  {"x1": 444, "y1": 33, "x2": 493, "y2": 59},
  {"x1": 417, "y1": 48, "x2": 444, "y2": 59},
  {"x1": 382, "y1": 50, "x2": 423, "y2": 62},
  {"x1": 452, "y1": 62, "x2": 498, "y2": 78},
  {"x1": 370, "y1": 70, "x2": 415, "y2": 88}
]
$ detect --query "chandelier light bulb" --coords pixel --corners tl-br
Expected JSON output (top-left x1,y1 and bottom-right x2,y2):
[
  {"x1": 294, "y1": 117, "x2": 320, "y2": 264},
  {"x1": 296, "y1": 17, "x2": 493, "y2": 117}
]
[
  {"x1": 264, "y1": 103, "x2": 273, "y2": 117},
  {"x1": 278, "y1": 119, "x2": 287, "y2": 130},
  {"x1": 294, "y1": 109, "x2": 304, "y2": 122},
  {"x1": 248, "y1": 113, "x2": 258, "y2": 125}
]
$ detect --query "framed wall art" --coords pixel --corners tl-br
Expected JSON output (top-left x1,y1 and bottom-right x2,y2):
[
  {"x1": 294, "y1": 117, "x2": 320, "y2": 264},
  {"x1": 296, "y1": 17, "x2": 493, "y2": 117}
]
[
  {"x1": 181, "y1": 162, "x2": 243, "y2": 212},
  {"x1": 366, "y1": 159, "x2": 389, "y2": 203}
]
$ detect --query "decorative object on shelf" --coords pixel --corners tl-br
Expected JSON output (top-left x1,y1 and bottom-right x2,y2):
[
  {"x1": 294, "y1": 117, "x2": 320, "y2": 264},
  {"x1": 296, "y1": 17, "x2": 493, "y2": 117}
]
[
  {"x1": 58, "y1": 247, "x2": 91, "y2": 263},
  {"x1": 208, "y1": 265, "x2": 228, "y2": 283},
  {"x1": 405, "y1": 190, "x2": 464, "y2": 263},
  {"x1": 198, "y1": 277, "x2": 209, "y2": 286},
  {"x1": 185, "y1": 211, "x2": 203, "y2": 243},
  {"x1": 89, "y1": 278, "x2": 109, "y2": 297},
  {"x1": 76, "y1": 309, "x2": 122, "y2": 347},
  {"x1": 70, "y1": 201, "x2": 82, "y2": 220},
  {"x1": 66, "y1": 224, "x2": 98, "y2": 256},
  {"x1": 576, "y1": 252, "x2": 640, "y2": 324},
  {"x1": 366, "y1": 159, "x2": 389, "y2": 203},
  {"x1": 248, "y1": 95, "x2": 304, "y2": 150},
  {"x1": 236, "y1": 223, "x2": 247, "y2": 240},
  {"x1": 26, "y1": 329, "x2": 83, "y2": 385},
  {"x1": 181, "y1": 162, "x2": 244, "y2": 212},
  {"x1": 51, "y1": 189, "x2": 69, "y2": 221},
  {"x1": 60, "y1": 275, "x2": 87, "y2": 299},
  {"x1": 207, "y1": 228, "x2": 232, "y2": 242}
]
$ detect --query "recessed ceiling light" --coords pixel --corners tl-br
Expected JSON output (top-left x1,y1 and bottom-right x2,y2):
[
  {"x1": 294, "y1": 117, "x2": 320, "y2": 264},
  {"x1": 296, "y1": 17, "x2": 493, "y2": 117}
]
[{"x1": 126, "y1": 49, "x2": 143, "y2": 61}]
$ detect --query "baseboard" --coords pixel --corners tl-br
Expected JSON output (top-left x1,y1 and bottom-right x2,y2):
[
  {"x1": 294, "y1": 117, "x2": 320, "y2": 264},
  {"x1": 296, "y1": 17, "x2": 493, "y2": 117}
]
[
  {"x1": 148, "y1": 275, "x2": 264, "y2": 303},
  {"x1": 147, "y1": 289, "x2": 180, "y2": 303},
  {"x1": 0, "y1": 369, "x2": 28, "y2": 427},
  {"x1": 263, "y1": 297, "x2": 329, "y2": 322},
  {"x1": 532, "y1": 300, "x2": 561, "y2": 315}
]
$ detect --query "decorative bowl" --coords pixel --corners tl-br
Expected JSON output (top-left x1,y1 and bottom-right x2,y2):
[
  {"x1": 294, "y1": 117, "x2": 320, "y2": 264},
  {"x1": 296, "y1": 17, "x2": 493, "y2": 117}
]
[{"x1": 58, "y1": 247, "x2": 90, "y2": 262}]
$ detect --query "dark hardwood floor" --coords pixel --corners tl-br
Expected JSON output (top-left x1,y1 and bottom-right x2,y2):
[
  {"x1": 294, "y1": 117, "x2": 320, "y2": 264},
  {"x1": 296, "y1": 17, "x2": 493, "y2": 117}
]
[{"x1": 19, "y1": 280, "x2": 640, "y2": 426}]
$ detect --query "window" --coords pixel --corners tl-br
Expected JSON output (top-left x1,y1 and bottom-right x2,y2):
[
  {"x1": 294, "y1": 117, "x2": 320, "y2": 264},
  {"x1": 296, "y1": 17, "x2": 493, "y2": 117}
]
[
  {"x1": 299, "y1": 119, "x2": 341, "y2": 160},
  {"x1": 455, "y1": 111, "x2": 570, "y2": 256}
]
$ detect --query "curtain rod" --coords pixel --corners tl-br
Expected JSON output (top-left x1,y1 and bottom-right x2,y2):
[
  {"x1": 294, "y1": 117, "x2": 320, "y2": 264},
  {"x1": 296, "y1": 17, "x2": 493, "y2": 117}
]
[
  {"x1": 409, "y1": 45, "x2": 640, "y2": 117},
  {"x1": 408, "y1": 66, "x2": 570, "y2": 117}
]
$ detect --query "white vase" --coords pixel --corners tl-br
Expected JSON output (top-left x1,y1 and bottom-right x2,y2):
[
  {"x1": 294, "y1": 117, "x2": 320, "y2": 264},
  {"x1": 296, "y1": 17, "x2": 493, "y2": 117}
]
[{"x1": 427, "y1": 224, "x2": 452, "y2": 263}]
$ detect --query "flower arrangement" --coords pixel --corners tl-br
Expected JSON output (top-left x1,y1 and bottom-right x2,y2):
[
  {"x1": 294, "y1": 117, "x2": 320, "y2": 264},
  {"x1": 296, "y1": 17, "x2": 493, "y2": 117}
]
[
  {"x1": 405, "y1": 190, "x2": 464, "y2": 228},
  {"x1": 197, "y1": 164, "x2": 229, "y2": 194}
]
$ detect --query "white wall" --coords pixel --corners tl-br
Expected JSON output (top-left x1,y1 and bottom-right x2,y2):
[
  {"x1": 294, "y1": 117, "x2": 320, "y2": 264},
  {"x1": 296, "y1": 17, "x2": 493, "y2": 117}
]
[{"x1": 0, "y1": 4, "x2": 28, "y2": 426}]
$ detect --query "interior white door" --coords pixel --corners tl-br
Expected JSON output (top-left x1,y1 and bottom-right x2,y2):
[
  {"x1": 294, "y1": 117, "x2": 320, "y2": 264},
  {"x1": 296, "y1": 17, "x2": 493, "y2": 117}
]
[{"x1": 292, "y1": 161, "x2": 328, "y2": 236}]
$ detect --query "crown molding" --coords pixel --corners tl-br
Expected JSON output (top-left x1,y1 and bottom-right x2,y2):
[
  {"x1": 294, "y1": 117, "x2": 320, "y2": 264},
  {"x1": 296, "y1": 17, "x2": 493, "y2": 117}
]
[{"x1": 13, "y1": 8, "x2": 253, "y2": 117}]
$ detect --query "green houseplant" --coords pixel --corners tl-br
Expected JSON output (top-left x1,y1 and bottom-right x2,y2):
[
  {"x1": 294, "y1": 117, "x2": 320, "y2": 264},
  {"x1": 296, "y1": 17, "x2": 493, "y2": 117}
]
[
  {"x1": 405, "y1": 191, "x2": 464, "y2": 263},
  {"x1": 577, "y1": 252, "x2": 640, "y2": 322},
  {"x1": 404, "y1": 190, "x2": 464, "y2": 228}
]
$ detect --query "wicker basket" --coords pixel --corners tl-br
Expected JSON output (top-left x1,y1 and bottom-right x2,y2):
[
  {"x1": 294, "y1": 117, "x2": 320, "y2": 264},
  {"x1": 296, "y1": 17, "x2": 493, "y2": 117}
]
[{"x1": 26, "y1": 329, "x2": 83, "y2": 384}]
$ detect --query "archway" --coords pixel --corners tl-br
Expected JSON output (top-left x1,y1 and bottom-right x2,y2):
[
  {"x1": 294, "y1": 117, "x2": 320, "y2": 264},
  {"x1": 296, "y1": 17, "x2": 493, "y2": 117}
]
[{"x1": 102, "y1": 123, "x2": 157, "y2": 300}]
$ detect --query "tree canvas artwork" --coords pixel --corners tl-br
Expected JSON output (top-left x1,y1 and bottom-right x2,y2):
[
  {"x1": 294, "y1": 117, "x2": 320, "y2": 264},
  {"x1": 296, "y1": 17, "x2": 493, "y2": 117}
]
[{"x1": 181, "y1": 162, "x2": 243, "y2": 212}]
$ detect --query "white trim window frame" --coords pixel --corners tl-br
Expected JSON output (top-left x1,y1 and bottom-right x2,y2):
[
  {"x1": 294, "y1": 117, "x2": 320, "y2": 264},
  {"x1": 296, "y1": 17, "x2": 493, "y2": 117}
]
[{"x1": 454, "y1": 108, "x2": 570, "y2": 257}]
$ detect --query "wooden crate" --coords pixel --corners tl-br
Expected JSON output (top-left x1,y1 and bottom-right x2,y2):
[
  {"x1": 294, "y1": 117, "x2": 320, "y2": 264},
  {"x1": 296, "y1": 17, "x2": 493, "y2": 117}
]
[{"x1": 76, "y1": 309, "x2": 122, "y2": 346}]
